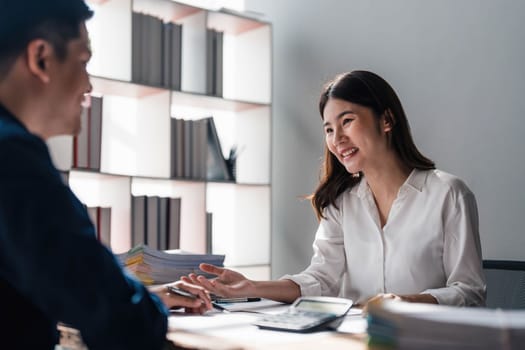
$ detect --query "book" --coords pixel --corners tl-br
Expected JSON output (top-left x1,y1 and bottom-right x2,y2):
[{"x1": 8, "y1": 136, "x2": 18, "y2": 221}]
[
  {"x1": 367, "y1": 299, "x2": 525, "y2": 350},
  {"x1": 86, "y1": 206, "x2": 111, "y2": 248},
  {"x1": 170, "y1": 117, "x2": 185, "y2": 178},
  {"x1": 183, "y1": 119, "x2": 193, "y2": 178},
  {"x1": 175, "y1": 118, "x2": 185, "y2": 178},
  {"x1": 205, "y1": 28, "x2": 215, "y2": 96},
  {"x1": 146, "y1": 196, "x2": 159, "y2": 249},
  {"x1": 205, "y1": 211, "x2": 213, "y2": 254},
  {"x1": 86, "y1": 206, "x2": 98, "y2": 237},
  {"x1": 192, "y1": 118, "x2": 208, "y2": 179},
  {"x1": 206, "y1": 117, "x2": 233, "y2": 181},
  {"x1": 158, "y1": 196, "x2": 169, "y2": 250},
  {"x1": 131, "y1": 12, "x2": 142, "y2": 84},
  {"x1": 205, "y1": 29, "x2": 223, "y2": 96},
  {"x1": 173, "y1": 118, "x2": 218, "y2": 180},
  {"x1": 171, "y1": 23, "x2": 182, "y2": 91},
  {"x1": 115, "y1": 244, "x2": 225, "y2": 285},
  {"x1": 140, "y1": 13, "x2": 151, "y2": 85},
  {"x1": 89, "y1": 96, "x2": 103, "y2": 171},
  {"x1": 162, "y1": 21, "x2": 172, "y2": 89},
  {"x1": 131, "y1": 195, "x2": 147, "y2": 247},
  {"x1": 98, "y1": 207, "x2": 111, "y2": 248},
  {"x1": 167, "y1": 197, "x2": 181, "y2": 250},
  {"x1": 215, "y1": 31, "x2": 223, "y2": 97},
  {"x1": 149, "y1": 15, "x2": 163, "y2": 87},
  {"x1": 74, "y1": 105, "x2": 89, "y2": 168}
]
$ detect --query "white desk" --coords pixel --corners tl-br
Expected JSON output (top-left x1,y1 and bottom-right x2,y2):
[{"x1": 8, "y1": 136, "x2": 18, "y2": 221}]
[{"x1": 166, "y1": 300, "x2": 368, "y2": 350}]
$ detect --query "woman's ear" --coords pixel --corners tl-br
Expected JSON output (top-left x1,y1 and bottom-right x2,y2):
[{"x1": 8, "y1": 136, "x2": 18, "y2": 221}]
[
  {"x1": 26, "y1": 39, "x2": 53, "y2": 84},
  {"x1": 382, "y1": 108, "x2": 396, "y2": 133}
]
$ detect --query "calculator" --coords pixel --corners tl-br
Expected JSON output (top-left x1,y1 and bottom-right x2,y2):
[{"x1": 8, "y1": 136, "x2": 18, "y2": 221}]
[{"x1": 252, "y1": 296, "x2": 353, "y2": 332}]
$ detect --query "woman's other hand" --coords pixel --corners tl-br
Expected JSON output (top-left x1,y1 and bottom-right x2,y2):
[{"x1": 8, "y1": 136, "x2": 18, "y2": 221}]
[{"x1": 181, "y1": 263, "x2": 256, "y2": 298}]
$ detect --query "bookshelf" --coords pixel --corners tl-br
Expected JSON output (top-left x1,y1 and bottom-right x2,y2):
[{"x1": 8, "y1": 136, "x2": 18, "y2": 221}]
[{"x1": 47, "y1": 0, "x2": 272, "y2": 280}]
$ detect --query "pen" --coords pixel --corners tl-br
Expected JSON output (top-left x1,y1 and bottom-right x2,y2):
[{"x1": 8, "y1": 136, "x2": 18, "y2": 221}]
[
  {"x1": 214, "y1": 297, "x2": 261, "y2": 303},
  {"x1": 210, "y1": 301, "x2": 229, "y2": 312},
  {"x1": 167, "y1": 286, "x2": 229, "y2": 313},
  {"x1": 167, "y1": 285, "x2": 198, "y2": 299}
]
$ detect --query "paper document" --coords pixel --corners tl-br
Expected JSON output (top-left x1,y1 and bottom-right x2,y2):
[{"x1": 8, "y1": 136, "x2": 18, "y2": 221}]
[
  {"x1": 367, "y1": 300, "x2": 525, "y2": 350},
  {"x1": 217, "y1": 298, "x2": 285, "y2": 313}
]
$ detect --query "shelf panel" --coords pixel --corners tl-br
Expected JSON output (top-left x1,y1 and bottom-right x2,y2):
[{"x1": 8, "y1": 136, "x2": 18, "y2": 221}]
[
  {"x1": 86, "y1": 0, "x2": 132, "y2": 81},
  {"x1": 172, "y1": 90, "x2": 268, "y2": 112},
  {"x1": 133, "y1": 0, "x2": 203, "y2": 23},
  {"x1": 100, "y1": 91, "x2": 171, "y2": 178},
  {"x1": 207, "y1": 183, "x2": 270, "y2": 266},
  {"x1": 47, "y1": 135, "x2": 73, "y2": 171},
  {"x1": 90, "y1": 75, "x2": 269, "y2": 109},
  {"x1": 90, "y1": 76, "x2": 167, "y2": 99},
  {"x1": 222, "y1": 25, "x2": 271, "y2": 104},
  {"x1": 68, "y1": 170, "x2": 132, "y2": 254},
  {"x1": 208, "y1": 11, "x2": 267, "y2": 35}
]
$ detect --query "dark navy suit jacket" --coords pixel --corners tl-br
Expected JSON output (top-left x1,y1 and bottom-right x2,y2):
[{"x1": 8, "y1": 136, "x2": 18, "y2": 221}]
[{"x1": 0, "y1": 104, "x2": 168, "y2": 349}]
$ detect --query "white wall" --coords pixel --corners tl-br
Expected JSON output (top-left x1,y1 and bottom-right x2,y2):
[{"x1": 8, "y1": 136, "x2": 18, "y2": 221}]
[{"x1": 245, "y1": 0, "x2": 525, "y2": 278}]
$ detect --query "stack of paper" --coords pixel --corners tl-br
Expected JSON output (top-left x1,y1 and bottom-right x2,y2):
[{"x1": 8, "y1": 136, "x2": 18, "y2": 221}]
[
  {"x1": 367, "y1": 300, "x2": 525, "y2": 349},
  {"x1": 116, "y1": 244, "x2": 225, "y2": 285}
]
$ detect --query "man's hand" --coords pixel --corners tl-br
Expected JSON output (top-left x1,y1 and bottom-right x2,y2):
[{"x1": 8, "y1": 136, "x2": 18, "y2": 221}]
[{"x1": 149, "y1": 280, "x2": 212, "y2": 314}]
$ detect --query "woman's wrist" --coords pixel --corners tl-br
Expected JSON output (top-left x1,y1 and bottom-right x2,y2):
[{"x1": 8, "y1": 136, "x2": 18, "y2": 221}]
[
  {"x1": 251, "y1": 279, "x2": 301, "y2": 303},
  {"x1": 400, "y1": 293, "x2": 438, "y2": 304}
]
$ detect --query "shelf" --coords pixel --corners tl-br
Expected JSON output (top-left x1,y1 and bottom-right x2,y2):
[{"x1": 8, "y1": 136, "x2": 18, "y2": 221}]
[
  {"x1": 171, "y1": 104, "x2": 271, "y2": 185},
  {"x1": 133, "y1": 0, "x2": 203, "y2": 23},
  {"x1": 171, "y1": 90, "x2": 269, "y2": 112},
  {"x1": 51, "y1": 0, "x2": 272, "y2": 263},
  {"x1": 91, "y1": 75, "x2": 269, "y2": 109},
  {"x1": 90, "y1": 76, "x2": 166, "y2": 99}
]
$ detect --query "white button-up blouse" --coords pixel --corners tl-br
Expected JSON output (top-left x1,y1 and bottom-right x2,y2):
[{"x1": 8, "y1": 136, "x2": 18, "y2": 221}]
[{"x1": 282, "y1": 169, "x2": 486, "y2": 306}]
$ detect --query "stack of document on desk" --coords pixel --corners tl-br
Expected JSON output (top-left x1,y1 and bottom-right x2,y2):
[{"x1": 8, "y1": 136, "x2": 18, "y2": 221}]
[
  {"x1": 116, "y1": 244, "x2": 225, "y2": 285},
  {"x1": 367, "y1": 300, "x2": 525, "y2": 350}
]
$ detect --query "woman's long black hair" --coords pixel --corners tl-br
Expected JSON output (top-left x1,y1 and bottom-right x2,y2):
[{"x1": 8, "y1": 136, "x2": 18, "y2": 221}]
[{"x1": 311, "y1": 70, "x2": 435, "y2": 220}]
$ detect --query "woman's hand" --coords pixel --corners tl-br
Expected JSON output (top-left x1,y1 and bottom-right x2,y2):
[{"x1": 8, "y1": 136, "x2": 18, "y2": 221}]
[
  {"x1": 362, "y1": 292, "x2": 437, "y2": 314},
  {"x1": 362, "y1": 293, "x2": 402, "y2": 314},
  {"x1": 149, "y1": 280, "x2": 212, "y2": 314},
  {"x1": 180, "y1": 263, "x2": 256, "y2": 298}
]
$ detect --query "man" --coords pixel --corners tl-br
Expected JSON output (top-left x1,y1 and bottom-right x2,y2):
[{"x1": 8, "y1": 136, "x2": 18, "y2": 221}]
[{"x1": 0, "y1": 1, "x2": 210, "y2": 348}]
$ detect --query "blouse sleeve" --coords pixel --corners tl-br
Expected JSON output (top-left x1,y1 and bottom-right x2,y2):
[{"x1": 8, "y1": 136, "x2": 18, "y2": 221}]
[{"x1": 423, "y1": 189, "x2": 486, "y2": 306}]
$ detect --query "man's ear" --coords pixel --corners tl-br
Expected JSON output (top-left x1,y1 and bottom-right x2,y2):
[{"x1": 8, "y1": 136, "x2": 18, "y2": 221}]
[
  {"x1": 26, "y1": 39, "x2": 53, "y2": 84},
  {"x1": 382, "y1": 108, "x2": 396, "y2": 133}
]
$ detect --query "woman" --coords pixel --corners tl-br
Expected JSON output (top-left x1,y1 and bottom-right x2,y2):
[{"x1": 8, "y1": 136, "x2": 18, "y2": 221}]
[{"x1": 183, "y1": 70, "x2": 486, "y2": 307}]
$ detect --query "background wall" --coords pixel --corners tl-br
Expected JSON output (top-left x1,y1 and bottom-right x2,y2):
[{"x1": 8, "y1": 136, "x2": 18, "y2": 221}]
[{"x1": 244, "y1": 0, "x2": 525, "y2": 278}]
